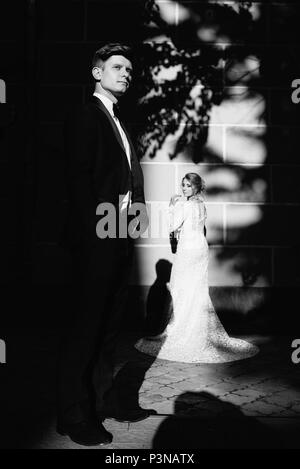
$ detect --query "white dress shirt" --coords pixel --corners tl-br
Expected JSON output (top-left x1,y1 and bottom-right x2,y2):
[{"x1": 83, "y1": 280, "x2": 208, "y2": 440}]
[{"x1": 93, "y1": 92, "x2": 132, "y2": 211}]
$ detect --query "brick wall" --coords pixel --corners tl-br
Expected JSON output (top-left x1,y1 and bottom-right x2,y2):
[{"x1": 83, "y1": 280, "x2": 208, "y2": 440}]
[
  {"x1": 1, "y1": 1, "x2": 300, "y2": 328},
  {"x1": 132, "y1": 2, "x2": 300, "y2": 320}
]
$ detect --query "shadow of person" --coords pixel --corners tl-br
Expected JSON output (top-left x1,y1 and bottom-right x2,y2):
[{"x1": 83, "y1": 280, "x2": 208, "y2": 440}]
[
  {"x1": 100, "y1": 259, "x2": 173, "y2": 413},
  {"x1": 93, "y1": 333, "x2": 157, "y2": 415},
  {"x1": 152, "y1": 391, "x2": 283, "y2": 449},
  {"x1": 143, "y1": 259, "x2": 173, "y2": 338}
]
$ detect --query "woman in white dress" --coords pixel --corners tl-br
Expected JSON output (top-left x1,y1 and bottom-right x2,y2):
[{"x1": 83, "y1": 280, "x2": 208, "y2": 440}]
[{"x1": 135, "y1": 173, "x2": 259, "y2": 363}]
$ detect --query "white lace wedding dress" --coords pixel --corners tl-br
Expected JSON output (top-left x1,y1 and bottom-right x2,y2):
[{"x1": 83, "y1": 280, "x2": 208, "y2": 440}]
[{"x1": 135, "y1": 197, "x2": 259, "y2": 363}]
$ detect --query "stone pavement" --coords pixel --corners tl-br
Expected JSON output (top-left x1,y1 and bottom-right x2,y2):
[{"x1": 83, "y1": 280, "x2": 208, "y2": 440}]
[{"x1": 1, "y1": 331, "x2": 300, "y2": 449}]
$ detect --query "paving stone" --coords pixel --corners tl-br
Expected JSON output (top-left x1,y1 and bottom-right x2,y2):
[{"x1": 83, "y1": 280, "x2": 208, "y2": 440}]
[
  {"x1": 223, "y1": 375, "x2": 265, "y2": 386},
  {"x1": 260, "y1": 393, "x2": 300, "y2": 408},
  {"x1": 193, "y1": 375, "x2": 219, "y2": 384},
  {"x1": 203, "y1": 382, "x2": 244, "y2": 397},
  {"x1": 151, "y1": 400, "x2": 175, "y2": 415},
  {"x1": 156, "y1": 386, "x2": 183, "y2": 397},
  {"x1": 163, "y1": 381, "x2": 190, "y2": 392},
  {"x1": 144, "y1": 370, "x2": 166, "y2": 379},
  {"x1": 260, "y1": 379, "x2": 292, "y2": 390},
  {"x1": 241, "y1": 407, "x2": 270, "y2": 417},
  {"x1": 163, "y1": 371, "x2": 198, "y2": 380},
  {"x1": 249, "y1": 382, "x2": 289, "y2": 394},
  {"x1": 241, "y1": 401, "x2": 286, "y2": 416},
  {"x1": 166, "y1": 380, "x2": 207, "y2": 393},
  {"x1": 141, "y1": 393, "x2": 167, "y2": 403},
  {"x1": 252, "y1": 387, "x2": 300, "y2": 401},
  {"x1": 232, "y1": 388, "x2": 266, "y2": 400},
  {"x1": 139, "y1": 382, "x2": 156, "y2": 391},
  {"x1": 186, "y1": 375, "x2": 208, "y2": 384},
  {"x1": 155, "y1": 386, "x2": 180, "y2": 398},
  {"x1": 222, "y1": 393, "x2": 257, "y2": 406},
  {"x1": 139, "y1": 394, "x2": 162, "y2": 405},
  {"x1": 4, "y1": 331, "x2": 300, "y2": 449},
  {"x1": 105, "y1": 417, "x2": 166, "y2": 449},
  {"x1": 154, "y1": 376, "x2": 183, "y2": 386},
  {"x1": 161, "y1": 372, "x2": 186, "y2": 381},
  {"x1": 144, "y1": 374, "x2": 161, "y2": 382}
]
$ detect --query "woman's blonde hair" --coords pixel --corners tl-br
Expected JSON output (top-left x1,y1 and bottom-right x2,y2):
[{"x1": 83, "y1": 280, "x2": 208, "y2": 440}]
[{"x1": 182, "y1": 173, "x2": 205, "y2": 195}]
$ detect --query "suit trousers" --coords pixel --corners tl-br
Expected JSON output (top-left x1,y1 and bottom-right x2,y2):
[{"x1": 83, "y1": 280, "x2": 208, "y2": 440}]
[{"x1": 57, "y1": 229, "x2": 134, "y2": 425}]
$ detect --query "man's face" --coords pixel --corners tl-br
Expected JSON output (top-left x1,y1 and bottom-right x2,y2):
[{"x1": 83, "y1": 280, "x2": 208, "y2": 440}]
[{"x1": 98, "y1": 55, "x2": 133, "y2": 97}]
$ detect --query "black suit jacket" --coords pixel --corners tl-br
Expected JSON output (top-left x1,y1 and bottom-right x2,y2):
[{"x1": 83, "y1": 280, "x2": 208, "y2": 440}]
[{"x1": 63, "y1": 96, "x2": 147, "y2": 247}]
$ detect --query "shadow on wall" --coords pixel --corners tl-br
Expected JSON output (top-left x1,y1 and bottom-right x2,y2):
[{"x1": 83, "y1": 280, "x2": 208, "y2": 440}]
[
  {"x1": 142, "y1": 260, "x2": 267, "y2": 337},
  {"x1": 132, "y1": 1, "x2": 300, "y2": 333},
  {"x1": 26, "y1": 1, "x2": 300, "y2": 334},
  {"x1": 143, "y1": 259, "x2": 172, "y2": 337}
]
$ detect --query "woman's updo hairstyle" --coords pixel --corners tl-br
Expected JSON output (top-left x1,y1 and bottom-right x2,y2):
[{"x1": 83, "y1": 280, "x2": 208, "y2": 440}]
[{"x1": 183, "y1": 173, "x2": 205, "y2": 195}]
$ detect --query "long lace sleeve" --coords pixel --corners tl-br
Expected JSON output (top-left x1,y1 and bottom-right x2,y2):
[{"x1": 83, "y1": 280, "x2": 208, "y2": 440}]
[
  {"x1": 167, "y1": 200, "x2": 189, "y2": 233},
  {"x1": 189, "y1": 199, "x2": 207, "y2": 230},
  {"x1": 198, "y1": 200, "x2": 207, "y2": 222}
]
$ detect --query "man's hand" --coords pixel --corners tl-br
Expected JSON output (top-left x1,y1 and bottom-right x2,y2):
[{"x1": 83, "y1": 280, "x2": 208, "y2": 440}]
[{"x1": 169, "y1": 194, "x2": 182, "y2": 206}]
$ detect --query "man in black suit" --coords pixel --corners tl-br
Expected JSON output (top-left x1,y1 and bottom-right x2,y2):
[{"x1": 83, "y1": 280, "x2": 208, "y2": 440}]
[{"x1": 57, "y1": 43, "x2": 150, "y2": 446}]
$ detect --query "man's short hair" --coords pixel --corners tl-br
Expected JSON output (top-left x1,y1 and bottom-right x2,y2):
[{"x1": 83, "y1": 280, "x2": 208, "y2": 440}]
[{"x1": 92, "y1": 43, "x2": 133, "y2": 68}]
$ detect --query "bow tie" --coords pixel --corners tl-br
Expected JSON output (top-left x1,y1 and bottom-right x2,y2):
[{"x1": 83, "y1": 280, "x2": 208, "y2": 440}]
[{"x1": 113, "y1": 103, "x2": 121, "y2": 120}]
